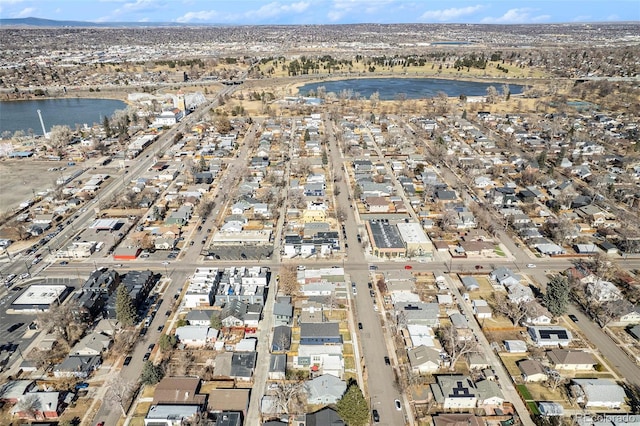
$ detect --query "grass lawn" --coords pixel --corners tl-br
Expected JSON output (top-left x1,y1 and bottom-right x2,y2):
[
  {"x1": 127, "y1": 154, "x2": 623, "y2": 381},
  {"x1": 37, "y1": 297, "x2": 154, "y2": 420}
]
[
  {"x1": 517, "y1": 384, "x2": 534, "y2": 401},
  {"x1": 344, "y1": 356, "x2": 355, "y2": 370},
  {"x1": 343, "y1": 343, "x2": 354, "y2": 355},
  {"x1": 141, "y1": 384, "x2": 156, "y2": 398},
  {"x1": 494, "y1": 247, "x2": 506, "y2": 257},
  {"x1": 500, "y1": 354, "x2": 526, "y2": 376},
  {"x1": 340, "y1": 331, "x2": 352, "y2": 342},
  {"x1": 527, "y1": 401, "x2": 540, "y2": 415},
  {"x1": 526, "y1": 383, "x2": 567, "y2": 402}
]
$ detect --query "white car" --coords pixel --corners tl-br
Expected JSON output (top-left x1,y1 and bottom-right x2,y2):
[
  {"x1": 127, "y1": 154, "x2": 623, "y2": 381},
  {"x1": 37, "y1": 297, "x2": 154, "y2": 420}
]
[{"x1": 526, "y1": 263, "x2": 537, "y2": 268}]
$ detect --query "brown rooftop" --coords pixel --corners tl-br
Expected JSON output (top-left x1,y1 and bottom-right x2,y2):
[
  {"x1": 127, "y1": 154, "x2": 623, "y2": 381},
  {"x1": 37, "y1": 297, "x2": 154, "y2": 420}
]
[{"x1": 152, "y1": 377, "x2": 206, "y2": 407}]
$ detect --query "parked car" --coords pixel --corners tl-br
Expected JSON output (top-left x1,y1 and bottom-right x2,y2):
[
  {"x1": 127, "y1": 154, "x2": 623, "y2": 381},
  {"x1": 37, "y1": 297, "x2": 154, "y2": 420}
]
[
  {"x1": 526, "y1": 263, "x2": 537, "y2": 268},
  {"x1": 123, "y1": 356, "x2": 132, "y2": 366},
  {"x1": 372, "y1": 409, "x2": 380, "y2": 422},
  {"x1": 568, "y1": 314, "x2": 579, "y2": 322},
  {"x1": 143, "y1": 352, "x2": 151, "y2": 361},
  {"x1": 395, "y1": 399, "x2": 402, "y2": 410},
  {"x1": 384, "y1": 356, "x2": 390, "y2": 365},
  {"x1": 358, "y1": 322, "x2": 363, "y2": 330},
  {"x1": 7, "y1": 323, "x2": 24, "y2": 333}
]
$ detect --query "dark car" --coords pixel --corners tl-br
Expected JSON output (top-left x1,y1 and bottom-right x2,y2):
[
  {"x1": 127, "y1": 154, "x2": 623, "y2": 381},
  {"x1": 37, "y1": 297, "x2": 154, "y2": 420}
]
[
  {"x1": 384, "y1": 356, "x2": 390, "y2": 365},
  {"x1": 7, "y1": 323, "x2": 24, "y2": 333},
  {"x1": 140, "y1": 327, "x2": 148, "y2": 336},
  {"x1": 143, "y1": 352, "x2": 151, "y2": 361},
  {"x1": 165, "y1": 310, "x2": 171, "y2": 316},
  {"x1": 123, "y1": 356, "x2": 132, "y2": 366},
  {"x1": 358, "y1": 322, "x2": 363, "y2": 330},
  {"x1": 59, "y1": 261, "x2": 68, "y2": 265},
  {"x1": 368, "y1": 282, "x2": 373, "y2": 289},
  {"x1": 568, "y1": 314, "x2": 579, "y2": 322},
  {"x1": 157, "y1": 325, "x2": 164, "y2": 332},
  {"x1": 372, "y1": 409, "x2": 380, "y2": 422}
]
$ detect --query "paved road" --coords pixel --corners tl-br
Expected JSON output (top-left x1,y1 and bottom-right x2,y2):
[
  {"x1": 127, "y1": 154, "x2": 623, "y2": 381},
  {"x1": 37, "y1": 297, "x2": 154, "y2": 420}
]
[
  {"x1": 441, "y1": 271, "x2": 535, "y2": 426},
  {"x1": 325, "y1": 115, "x2": 409, "y2": 425},
  {"x1": 567, "y1": 305, "x2": 640, "y2": 388}
]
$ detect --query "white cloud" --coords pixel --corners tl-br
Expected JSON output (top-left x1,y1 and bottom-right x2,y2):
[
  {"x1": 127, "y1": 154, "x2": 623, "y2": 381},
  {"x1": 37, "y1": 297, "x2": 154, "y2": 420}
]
[
  {"x1": 481, "y1": 8, "x2": 551, "y2": 24},
  {"x1": 327, "y1": 0, "x2": 396, "y2": 21},
  {"x1": 606, "y1": 14, "x2": 620, "y2": 21},
  {"x1": 245, "y1": 1, "x2": 311, "y2": 20},
  {"x1": 175, "y1": 10, "x2": 220, "y2": 23},
  {"x1": 0, "y1": 0, "x2": 26, "y2": 4},
  {"x1": 420, "y1": 5, "x2": 484, "y2": 22},
  {"x1": 13, "y1": 6, "x2": 35, "y2": 17}
]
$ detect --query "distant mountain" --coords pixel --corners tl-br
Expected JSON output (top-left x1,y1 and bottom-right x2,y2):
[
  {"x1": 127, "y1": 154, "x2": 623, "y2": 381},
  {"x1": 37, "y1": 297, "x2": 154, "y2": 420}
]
[{"x1": 0, "y1": 17, "x2": 213, "y2": 28}]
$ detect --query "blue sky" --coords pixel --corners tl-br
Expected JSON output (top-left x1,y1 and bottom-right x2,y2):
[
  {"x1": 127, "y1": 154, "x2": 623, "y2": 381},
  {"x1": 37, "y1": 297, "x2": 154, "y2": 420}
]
[{"x1": 0, "y1": 0, "x2": 638, "y2": 24}]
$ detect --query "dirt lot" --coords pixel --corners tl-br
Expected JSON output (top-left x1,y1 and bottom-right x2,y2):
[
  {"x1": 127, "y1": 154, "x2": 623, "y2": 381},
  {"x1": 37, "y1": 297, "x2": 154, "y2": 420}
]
[{"x1": 0, "y1": 159, "x2": 86, "y2": 215}]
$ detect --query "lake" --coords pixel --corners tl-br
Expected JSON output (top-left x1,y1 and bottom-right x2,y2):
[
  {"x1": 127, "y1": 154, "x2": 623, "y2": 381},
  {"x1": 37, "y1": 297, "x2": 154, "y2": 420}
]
[
  {"x1": 298, "y1": 77, "x2": 523, "y2": 100},
  {"x1": 0, "y1": 98, "x2": 127, "y2": 135}
]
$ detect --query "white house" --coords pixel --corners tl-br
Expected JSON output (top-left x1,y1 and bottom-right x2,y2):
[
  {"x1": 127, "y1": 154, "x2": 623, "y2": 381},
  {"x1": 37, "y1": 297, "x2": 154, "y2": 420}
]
[
  {"x1": 571, "y1": 379, "x2": 626, "y2": 409},
  {"x1": 174, "y1": 326, "x2": 218, "y2": 347}
]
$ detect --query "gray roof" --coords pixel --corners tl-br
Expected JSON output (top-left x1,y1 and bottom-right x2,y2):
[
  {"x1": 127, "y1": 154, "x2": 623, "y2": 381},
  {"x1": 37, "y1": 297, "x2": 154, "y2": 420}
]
[
  {"x1": 230, "y1": 352, "x2": 257, "y2": 378},
  {"x1": 300, "y1": 322, "x2": 340, "y2": 339},
  {"x1": 269, "y1": 354, "x2": 287, "y2": 373},
  {"x1": 273, "y1": 301, "x2": 293, "y2": 317},
  {"x1": 368, "y1": 220, "x2": 404, "y2": 249}
]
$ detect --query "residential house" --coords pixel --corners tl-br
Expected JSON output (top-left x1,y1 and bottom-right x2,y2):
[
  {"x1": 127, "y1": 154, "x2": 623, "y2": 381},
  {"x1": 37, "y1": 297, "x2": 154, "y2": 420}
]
[
  {"x1": 504, "y1": 340, "x2": 528, "y2": 353},
  {"x1": 617, "y1": 306, "x2": 640, "y2": 325},
  {"x1": 152, "y1": 377, "x2": 207, "y2": 408},
  {"x1": 432, "y1": 414, "x2": 485, "y2": 426},
  {"x1": 0, "y1": 380, "x2": 36, "y2": 404},
  {"x1": 11, "y1": 392, "x2": 61, "y2": 420},
  {"x1": 268, "y1": 354, "x2": 287, "y2": 381},
  {"x1": 571, "y1": 379, "x2": 626, "y2": 409},
  {"x1": 208, "y1": 389, "x2": 250, "y2": 418},
  {"x1": 174, "y1": 325, "x2": 218, "y2": 347},
  {"x1": 230, "y1": 352, "x2": 257, "y2": 381},
  {"x1": 528, "y1": 326, "x2": 573, "y2": 347},
  {"x1": 431, "y1": 375, "x2": 477, "y2": 409},
  {"x1": 517, "y1": 359, "x2": 548, "y2": 382},
  {"x1": 299, "y1": 322, "x2": 342, "y2": 345},
  {"x1": 53, "y1": 355, "x2": 101, "y2": 378},
  {"x1": 394, "y1": 302, "x2": 440, "y2": 327},
  {"x1": 472, "y1": 300, "x2": 492, "y2": 319},
  {"x1": 186, "y1": 310, "x2": 214, "y2": 327},
  {"x1": 547, "y1": 349, "x2": 595, "y2": 371},
  {"x1": 273, "y1": 298, "x2": 293, "y2": 326},
  {"x1": 407, "y1": 345, "x2": 441, "y2": 374},
  {"x1": 304, "y1": 374, "x2": 347, "y2": 405},
  {"x1": 144, "y1": 405, "x2": 200, "y2": 426},
  {"x1": 475, "y1": 380, "x2": 505, "y2": 413},
  {"x1": 70, "y1": 332, "x2": 112, "y2": 356},
  {"x1": 305, "y1": 407, "x2": 345, "y2": 426},
  {"x1": 271, "y1": 326, "x2": 292, "y2": 352},
  {"x1": 587, "y1": 280, "x2": 623, "y2": 303},
  {"x1": 490, "y1": 267, "x2": 521, "y2": 286}
]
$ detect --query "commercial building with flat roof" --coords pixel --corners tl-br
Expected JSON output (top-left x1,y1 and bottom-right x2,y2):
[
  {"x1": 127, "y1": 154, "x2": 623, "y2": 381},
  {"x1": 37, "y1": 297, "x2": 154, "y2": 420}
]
[
  {"x1": 396, "y1": 222, "x2": 433, "y2": 259},
  {"x1": 366, "y1": 220, "x2": 405, "y2": 258},
  {"x1": 11, "y1": 285, "x2": 70, "y2": 311}
]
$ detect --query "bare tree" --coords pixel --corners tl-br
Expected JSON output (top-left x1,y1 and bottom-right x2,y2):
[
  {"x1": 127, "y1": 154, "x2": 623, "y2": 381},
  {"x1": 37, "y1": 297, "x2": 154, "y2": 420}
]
[
  {"x1": 17, "y1": 393, "x2": 42, "y2": 420},
  {"x1": 105, "y1": 377, "x2": 136, "y2": 417},
  {"x1": 36, "y1": 300, "x2": 87, "y2": 346},
  {"x1": 48, "y1": 125, "x2": 73, "y2": 156},
  {"x1": 273, "y1": 380, "x2": 305, "y2": 414},
  {"x1": 279, "y1": 265, "x2": 300, "y2": 297},
  {"x1": 439, "y1": 323, "x2": 479, "y2": 371}
]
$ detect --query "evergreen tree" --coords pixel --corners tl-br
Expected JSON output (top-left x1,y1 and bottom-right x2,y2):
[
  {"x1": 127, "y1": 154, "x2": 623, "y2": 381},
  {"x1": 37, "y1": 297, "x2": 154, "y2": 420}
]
[
  {"x1": 336, "y1": 381, "x2": 369, "y2": 426},
  {"x1": 103, "y1": 115, "x2": 112, "y2": 138},
  {"x1": 115, "y1": 283, "x2": 137, "y2": 326},
  {"x1": 543, "y1": 275, "x2": 570, "y2": 317},
  {"x1": 140, "y1": 361, "x2": 164, "y2": 385},
  {"x1": 158, "y1": 334, "x2": 177, "y2": 352}
]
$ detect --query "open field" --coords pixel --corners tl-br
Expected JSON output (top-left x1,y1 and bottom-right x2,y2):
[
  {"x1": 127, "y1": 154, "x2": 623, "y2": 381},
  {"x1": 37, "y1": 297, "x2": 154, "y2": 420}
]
[{"x1": 0, "y1": 159, "x2": 86, "y2": 216}]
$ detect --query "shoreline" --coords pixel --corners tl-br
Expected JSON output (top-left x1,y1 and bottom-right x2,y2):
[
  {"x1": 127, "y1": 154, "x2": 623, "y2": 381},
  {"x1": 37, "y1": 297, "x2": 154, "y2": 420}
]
[{"x1": 0, "y1": 72, "x2": 552, "y2": 104}]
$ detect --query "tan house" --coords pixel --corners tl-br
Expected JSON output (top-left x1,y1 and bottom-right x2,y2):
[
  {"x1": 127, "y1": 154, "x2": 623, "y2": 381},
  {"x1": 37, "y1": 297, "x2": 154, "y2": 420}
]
[
  {"x1": 547, "y1": 349, "x2": 595, "y2": 371},
  {"x1": 365, "y1": 196, "x2": 392, "y2": 213},
  {"x1": 517, "y1": 359, "x2": 548, "y2": 382},
  {"x1": 152, "y1": 377, "x2": 207, "y2": 407}
]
